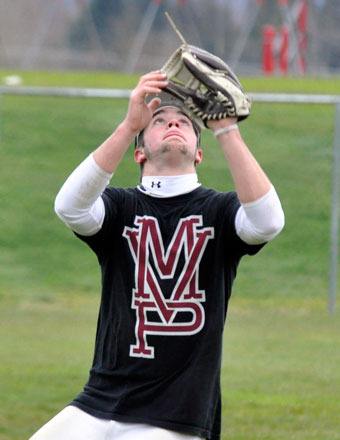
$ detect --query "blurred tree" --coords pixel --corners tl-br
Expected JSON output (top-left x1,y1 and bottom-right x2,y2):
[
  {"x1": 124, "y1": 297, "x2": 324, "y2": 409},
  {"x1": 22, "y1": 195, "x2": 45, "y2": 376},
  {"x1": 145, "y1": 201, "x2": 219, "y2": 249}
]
[
  {"x1": 69, "y1": 0, "x2": 150, "y2": 51},
  {"x1": 65, "y1": 0, "x2": 340, "y2": 73},
  {"x1": 90, "y1": 0, "x2": 123, "y2": 46}
]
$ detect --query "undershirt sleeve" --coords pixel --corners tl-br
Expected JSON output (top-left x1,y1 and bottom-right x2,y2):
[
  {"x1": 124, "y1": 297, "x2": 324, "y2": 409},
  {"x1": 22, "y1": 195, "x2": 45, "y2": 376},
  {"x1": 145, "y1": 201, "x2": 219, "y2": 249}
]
[
  {"x1": 235, "y1": 186, "x2": 285, "y2": 245},
  {"x1": 54, "y1": 154, "x2": 113, "y2": 236}
]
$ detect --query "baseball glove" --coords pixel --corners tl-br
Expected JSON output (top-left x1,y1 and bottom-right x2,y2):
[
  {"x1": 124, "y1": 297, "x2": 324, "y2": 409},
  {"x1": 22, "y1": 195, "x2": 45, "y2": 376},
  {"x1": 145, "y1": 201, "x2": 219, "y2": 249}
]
[{"x1": 161, "y1": 44, "x2": 251, "y2": 128}]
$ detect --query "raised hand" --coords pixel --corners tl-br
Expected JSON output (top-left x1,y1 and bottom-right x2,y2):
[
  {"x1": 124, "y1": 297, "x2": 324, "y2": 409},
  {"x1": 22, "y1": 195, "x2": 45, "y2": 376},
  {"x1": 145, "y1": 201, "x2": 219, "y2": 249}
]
[{"x1": 123, "y1": 71, "x2": 168, "y2": 135}]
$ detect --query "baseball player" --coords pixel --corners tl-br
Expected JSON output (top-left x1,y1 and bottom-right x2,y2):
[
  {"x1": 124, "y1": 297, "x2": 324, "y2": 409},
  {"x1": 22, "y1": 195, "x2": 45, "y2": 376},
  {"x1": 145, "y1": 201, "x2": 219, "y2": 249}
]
[{"x1": 29, "y1": 70, "x2": 284, "y2": 440}]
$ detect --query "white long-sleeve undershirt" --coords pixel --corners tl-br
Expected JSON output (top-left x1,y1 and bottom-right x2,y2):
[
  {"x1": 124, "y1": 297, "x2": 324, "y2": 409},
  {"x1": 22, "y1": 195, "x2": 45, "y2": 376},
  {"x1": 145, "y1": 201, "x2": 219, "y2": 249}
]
[
  {"x1": 54, "y1": 154, "x2": 284, "y2": 243},
  {"x1": 234, "y1": 186, "x2": 284, "y2": 244},
  {"x1": 54, "y1": 154, "x2": 112, "y2": 236}
]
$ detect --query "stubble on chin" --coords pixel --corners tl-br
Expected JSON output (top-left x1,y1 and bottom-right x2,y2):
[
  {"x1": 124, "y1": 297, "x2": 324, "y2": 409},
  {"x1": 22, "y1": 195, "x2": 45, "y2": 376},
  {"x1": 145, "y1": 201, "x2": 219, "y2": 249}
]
[
  {"x1": 144, "y1": 140, "x2": 196, "y2": 163},
  {"x1": 160, "y1": 140, "x2": 190, "y2": 155}
]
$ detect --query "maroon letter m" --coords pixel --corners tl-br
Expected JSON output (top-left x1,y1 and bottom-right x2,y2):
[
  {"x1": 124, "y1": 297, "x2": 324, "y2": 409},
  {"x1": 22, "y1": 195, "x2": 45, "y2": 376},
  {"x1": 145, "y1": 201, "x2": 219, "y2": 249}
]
[{"x1": 123, "y1": 215, "x2": 214, "y2": 359}]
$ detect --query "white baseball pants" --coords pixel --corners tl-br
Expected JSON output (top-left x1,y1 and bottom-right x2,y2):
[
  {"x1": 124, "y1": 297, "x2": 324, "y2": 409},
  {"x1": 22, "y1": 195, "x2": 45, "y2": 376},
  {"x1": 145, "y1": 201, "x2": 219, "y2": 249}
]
[{"x1": 29, "y1": 406, "x2": 204, "y2": 440}]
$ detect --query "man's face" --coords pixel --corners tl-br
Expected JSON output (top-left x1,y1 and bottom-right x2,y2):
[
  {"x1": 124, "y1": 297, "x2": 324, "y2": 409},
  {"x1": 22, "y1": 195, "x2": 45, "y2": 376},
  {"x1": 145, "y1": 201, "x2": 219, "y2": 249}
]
[{"x1": 136, "y1": 107, "x2": 202, "y2": 171}]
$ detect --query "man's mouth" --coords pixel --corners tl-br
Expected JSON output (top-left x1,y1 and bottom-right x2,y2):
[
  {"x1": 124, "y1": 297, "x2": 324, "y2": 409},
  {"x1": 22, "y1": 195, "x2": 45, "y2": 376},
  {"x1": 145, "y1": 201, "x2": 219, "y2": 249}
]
[{"x1": 163, "y1": 131, "x2": 185, "y2": 141}]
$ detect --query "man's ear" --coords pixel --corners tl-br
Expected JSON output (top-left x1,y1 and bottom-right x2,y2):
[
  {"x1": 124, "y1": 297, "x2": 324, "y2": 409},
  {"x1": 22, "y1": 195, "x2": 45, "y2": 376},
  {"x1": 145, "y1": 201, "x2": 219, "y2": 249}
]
[
  {"x1": 194, "y1": 147, "x2": 203, "y2": 166},
  {"x1": 134, "y1": 147, "x2": 146, "y2": 165}
]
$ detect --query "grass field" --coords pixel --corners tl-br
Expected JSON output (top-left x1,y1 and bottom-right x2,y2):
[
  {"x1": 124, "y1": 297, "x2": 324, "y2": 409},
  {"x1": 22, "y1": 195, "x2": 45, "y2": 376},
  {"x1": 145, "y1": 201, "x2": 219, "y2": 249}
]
[{"x1": 0, "y1": 70, "x2": 340, "y2": 440}]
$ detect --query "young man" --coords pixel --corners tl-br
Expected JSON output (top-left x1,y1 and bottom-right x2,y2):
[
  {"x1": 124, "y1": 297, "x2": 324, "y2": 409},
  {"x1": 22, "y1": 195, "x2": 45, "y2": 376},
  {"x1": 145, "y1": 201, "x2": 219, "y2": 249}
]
[{"x1": 29, "y1": 71, "x2": 284, "y2": 440}]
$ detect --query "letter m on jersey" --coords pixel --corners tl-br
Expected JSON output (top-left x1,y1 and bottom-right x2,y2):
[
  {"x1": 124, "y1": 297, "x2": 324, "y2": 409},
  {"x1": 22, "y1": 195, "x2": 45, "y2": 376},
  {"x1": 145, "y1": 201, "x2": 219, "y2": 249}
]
[{"x1": 123, "y1": 215, "x2": 214, "y2": 359}]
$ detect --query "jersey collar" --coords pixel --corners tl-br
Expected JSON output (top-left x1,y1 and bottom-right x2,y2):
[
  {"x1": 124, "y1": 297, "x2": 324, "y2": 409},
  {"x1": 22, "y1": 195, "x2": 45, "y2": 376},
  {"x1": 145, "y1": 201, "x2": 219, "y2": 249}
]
[{"x1": 137, "y1": 174, "x2": 201, "y2": 198}]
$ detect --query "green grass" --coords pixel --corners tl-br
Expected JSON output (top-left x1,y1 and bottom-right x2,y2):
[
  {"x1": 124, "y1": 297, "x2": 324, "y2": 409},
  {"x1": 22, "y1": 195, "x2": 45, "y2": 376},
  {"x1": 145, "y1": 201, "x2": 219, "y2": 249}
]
[
  {"x1": 1, "y1": 69, "x2": 340, "y2": 93},
  {"x1": 0, "y1": 70, "x2": 139, "y2": 88},
  {"x1": 0, "y1": 71, "x2": 339, "y2": 439},
  {"x1": 1, "y1": 295, "x2": 339, "y2": 440},
  {"x1": 222, "y1": 298, "x2": 340, "y2": 440}
]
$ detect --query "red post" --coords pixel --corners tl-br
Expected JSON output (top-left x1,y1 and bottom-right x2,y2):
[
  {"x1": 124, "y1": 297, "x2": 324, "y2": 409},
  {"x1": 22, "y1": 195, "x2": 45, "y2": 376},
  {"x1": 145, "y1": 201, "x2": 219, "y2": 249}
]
[
  {"x1": 297, "y1": 0, "x2": 308, "y2": 73},
  {"x1": 262, "y1": 25, "x2": 276, "y2": 75},
  {"x1": 279, "y1": 25, "x2": 289, "y2": 75}
]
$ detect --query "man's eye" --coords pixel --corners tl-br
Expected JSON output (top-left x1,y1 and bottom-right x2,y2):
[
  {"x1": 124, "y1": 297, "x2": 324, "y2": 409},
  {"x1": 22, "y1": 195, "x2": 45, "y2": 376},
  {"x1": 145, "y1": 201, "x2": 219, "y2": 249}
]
[
  {"x1": 180, "y1": 119, "x2": 190, "y2": 126},
  {"x1": 154, "y1": 117, "x2": 165, "y2": 125}
]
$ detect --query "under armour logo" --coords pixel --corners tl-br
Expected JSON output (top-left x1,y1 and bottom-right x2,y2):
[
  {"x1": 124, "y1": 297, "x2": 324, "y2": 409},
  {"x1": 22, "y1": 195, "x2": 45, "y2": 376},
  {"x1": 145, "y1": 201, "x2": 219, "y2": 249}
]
[{"x1": 151, "y1": 181, "x2": 161, "y2": 188}]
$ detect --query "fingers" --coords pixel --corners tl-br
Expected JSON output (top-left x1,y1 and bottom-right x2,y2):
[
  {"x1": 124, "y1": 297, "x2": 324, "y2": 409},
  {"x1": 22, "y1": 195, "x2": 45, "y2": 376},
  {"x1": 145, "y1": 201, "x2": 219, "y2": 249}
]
[
  {"x1": 128, "y1": 70, "x2": 166, "y2": 115},
  {"x1": 124, "y1": 71, "x2": 167, "y2": 134},
  {"x1": 133, "y1": 70, "x2": 168, "y2": 100},
  {"x1": 139, "y1": 70, "x2": 168, "y2": 87},
  {"x1": 148, "y1": 97, "x2": 161, "y2": 114}
]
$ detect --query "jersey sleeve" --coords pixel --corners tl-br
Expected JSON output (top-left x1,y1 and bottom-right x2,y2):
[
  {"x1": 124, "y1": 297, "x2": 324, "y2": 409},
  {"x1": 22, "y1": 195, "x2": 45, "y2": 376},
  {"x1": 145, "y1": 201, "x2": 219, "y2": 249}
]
[
  {"x1": 220, "y1": 191, "x2": 266, "y2": 257},
  {"x1": 74, "y1": 187, "x2": 121, "y2": 259}
]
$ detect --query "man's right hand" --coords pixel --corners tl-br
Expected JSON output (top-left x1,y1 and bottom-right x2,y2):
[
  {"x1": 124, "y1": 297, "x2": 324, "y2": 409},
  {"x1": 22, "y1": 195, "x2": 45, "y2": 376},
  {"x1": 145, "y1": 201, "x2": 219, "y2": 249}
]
[
  {"x1": 122, "y1": 71, "x2": 168, "y2": 136},
  {"x1": 92, "y1": 71, "x2": 168, "y2": 174}
]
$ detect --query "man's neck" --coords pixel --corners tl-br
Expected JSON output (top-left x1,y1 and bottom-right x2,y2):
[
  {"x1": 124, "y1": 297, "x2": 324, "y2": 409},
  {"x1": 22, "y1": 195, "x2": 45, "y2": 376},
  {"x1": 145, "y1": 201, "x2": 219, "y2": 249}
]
[
  {"x1": 142, "y1": 163, "x2": 197, "y2": 176},
  {"x1": 137, "y1": 173, "x2": 201, "y2": 198}
]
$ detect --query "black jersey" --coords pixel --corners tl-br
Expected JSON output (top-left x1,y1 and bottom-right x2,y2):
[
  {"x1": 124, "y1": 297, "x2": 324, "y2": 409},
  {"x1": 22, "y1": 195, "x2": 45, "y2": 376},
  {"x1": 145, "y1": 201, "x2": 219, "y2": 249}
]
[{"x1": 71, "y1": 186, "x2": 264, "y2": 440}]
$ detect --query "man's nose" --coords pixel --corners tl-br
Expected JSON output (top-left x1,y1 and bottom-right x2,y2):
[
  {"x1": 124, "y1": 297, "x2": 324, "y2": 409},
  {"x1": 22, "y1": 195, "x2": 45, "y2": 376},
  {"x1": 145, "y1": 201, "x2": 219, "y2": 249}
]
[{"x1": 167, "y1": 119, "x2": 180, "y2": 128}]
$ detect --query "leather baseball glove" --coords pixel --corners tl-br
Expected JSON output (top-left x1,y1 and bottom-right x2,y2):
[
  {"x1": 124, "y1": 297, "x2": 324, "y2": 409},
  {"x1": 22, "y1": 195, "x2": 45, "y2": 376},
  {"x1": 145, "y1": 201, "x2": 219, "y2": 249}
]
[{"x1": 161, "y1": 44, "x2": 251, "y2": 128}]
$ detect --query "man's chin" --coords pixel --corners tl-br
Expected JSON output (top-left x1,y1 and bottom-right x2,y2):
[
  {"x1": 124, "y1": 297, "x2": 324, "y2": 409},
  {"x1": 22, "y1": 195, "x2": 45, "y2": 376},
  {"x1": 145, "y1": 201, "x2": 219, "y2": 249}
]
[{"x1": 161, "y1": 140, "x2": 188, "y2": 154}]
